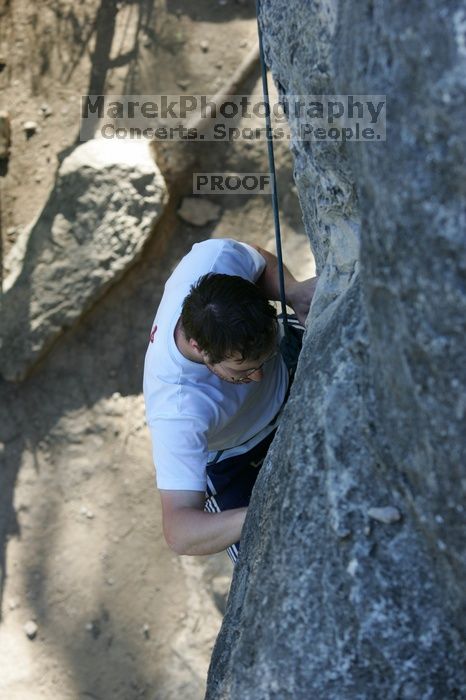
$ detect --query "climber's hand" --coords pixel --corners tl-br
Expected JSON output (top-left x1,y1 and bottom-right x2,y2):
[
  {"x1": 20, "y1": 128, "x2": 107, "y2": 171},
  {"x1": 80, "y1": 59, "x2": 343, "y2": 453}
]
[{"x1": 287, "y1": 276, "x2": 318, "y2": 326}]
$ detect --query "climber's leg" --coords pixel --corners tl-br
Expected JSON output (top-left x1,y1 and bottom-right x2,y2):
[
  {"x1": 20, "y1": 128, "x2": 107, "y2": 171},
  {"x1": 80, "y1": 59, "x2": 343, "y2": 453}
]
[{"x1": 204, "y1": 428, "x2": 277, "y2": 564}]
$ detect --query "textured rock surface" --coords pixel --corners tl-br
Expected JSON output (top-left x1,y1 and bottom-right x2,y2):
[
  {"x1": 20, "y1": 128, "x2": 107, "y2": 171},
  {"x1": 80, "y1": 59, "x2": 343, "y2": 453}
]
[
  {"x1": 1, "y1": 138, "x2": 167, "y2": 381},
  {"x1": 206, "y1": 1, "x2": 466, "y2": 698}
]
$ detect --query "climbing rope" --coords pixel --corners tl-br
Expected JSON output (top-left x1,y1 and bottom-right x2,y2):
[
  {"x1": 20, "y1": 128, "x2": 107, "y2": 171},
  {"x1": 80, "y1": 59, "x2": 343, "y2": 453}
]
[{"x1": 256, "y1": 0, "x2": 290, "y2": 341}]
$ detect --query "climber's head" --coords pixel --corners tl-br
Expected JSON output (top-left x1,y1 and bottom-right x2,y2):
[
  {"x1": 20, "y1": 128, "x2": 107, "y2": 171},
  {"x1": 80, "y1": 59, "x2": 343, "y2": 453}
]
[{"x1": 180, "y1": 272, "x2": 278, "y2": 383}]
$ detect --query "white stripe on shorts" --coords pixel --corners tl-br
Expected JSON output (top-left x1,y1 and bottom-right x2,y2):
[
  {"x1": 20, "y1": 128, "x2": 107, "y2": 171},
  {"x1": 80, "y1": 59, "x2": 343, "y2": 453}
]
[{"x1": 204, "y1": 495, "x2": 239, "y2": 563}]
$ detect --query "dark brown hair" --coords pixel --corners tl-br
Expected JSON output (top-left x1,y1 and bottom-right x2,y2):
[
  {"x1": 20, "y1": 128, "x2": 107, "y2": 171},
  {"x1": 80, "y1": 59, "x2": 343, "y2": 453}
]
[{"x1": 181, "y1": 273, "x2": 277, "y2": 364}]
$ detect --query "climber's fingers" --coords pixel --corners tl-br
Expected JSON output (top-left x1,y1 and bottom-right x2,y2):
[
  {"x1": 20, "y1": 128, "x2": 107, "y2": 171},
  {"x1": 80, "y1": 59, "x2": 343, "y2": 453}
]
[{"x1": 289, "y1": 276, "x2": 318, "y2": 326}]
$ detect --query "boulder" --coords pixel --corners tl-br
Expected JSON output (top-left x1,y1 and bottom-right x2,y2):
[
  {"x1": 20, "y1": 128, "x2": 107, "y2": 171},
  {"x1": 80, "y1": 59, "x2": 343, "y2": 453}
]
[
  {"x1": 1, "y1": 138, "x2": 168, "y2": 381},
  {"x1": 206, "y1": 1, "x2": 466, "y2": 698},
  {"x1": 177, "y1": 197, "x2": 221, "y2": 227}
]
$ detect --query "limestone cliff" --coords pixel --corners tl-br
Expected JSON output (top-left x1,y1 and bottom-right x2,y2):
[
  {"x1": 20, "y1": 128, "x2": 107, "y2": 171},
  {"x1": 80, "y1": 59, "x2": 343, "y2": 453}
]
[{"x1": 206, "y1": 1, "x2": 466, "y2": 698}]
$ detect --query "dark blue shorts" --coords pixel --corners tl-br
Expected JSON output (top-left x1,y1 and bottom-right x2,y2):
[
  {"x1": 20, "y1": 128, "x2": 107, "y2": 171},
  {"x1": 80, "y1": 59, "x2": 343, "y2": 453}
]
[{"x1": 203, "y1": 315, "x2": 304, "y2": 564}]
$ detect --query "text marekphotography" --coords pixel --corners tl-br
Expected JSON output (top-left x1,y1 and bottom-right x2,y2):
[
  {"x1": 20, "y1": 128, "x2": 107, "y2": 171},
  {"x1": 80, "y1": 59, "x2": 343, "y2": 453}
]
[{"x1": 80, "y1": 94, "x2": 387, "y2": 142}]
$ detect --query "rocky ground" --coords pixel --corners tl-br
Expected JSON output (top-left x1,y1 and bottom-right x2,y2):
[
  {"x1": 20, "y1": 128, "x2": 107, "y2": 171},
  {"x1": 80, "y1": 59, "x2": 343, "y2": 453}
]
[{"x1": 0, "y1": 1, "x2": 314, "y2": 698}]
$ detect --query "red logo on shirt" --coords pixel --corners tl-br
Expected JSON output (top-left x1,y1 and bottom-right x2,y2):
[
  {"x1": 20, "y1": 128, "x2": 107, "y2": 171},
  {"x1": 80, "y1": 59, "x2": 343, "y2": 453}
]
[{"x1": 150, "y1": 324, "x2": 158, "y2": 342}]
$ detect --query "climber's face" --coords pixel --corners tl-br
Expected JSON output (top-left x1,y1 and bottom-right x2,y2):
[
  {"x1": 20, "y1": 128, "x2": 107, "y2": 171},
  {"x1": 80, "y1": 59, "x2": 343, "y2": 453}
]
[{"x1": 204, "y1": 348, "x2": 278, "y2": 384}]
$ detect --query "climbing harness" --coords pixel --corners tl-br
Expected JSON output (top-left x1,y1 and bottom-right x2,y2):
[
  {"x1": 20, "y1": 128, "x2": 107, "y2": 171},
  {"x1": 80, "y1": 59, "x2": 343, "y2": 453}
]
[{"x1": 256, "y1": 1, "x2": 303, "y2": 371}]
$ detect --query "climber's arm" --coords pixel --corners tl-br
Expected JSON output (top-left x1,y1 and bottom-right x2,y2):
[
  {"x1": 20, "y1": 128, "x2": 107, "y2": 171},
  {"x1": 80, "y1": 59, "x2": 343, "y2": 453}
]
[
  {"x1": 159, "y1": 489, "x2": 246, "y2": 556},
  {"x1": 249, "y1": 244, "x2": 317, "y2": 326}
]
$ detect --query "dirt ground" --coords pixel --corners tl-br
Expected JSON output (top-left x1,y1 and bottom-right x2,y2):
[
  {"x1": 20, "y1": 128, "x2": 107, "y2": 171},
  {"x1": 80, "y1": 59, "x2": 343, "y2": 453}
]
[{"x1": 0, "y1": 1, "x2": 314, "y2": 698}]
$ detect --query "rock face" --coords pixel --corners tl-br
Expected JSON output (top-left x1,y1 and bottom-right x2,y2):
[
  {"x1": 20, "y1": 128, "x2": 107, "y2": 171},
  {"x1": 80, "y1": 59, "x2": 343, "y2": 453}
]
[
  {"x1": 1, "y1": 139, "x2": 167, "y2": 381},
  {"x1": 206, "y1": 2, "x2": 466, "y2": 699}
]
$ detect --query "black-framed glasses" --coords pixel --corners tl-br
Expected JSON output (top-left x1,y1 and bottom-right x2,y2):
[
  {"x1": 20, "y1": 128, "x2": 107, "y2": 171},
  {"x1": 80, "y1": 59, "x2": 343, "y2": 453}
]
[
  {"x1": 241, "y1": 349, "x2": 278, "y2": 376},
  {"x1": 218, "y1": 348, "x2": 278, "y2": 381}
]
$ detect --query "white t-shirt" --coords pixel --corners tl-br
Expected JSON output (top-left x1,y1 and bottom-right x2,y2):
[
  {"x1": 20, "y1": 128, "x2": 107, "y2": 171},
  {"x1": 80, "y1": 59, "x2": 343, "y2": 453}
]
[{"x1": 143, "y1": 238, "x2": 289, "y2": 491}]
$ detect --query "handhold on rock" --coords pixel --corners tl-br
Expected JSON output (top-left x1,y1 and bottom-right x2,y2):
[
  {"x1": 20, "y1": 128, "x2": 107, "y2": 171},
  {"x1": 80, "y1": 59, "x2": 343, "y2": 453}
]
[
  {"x1": 367, "y1": 506, "x2": 402, "y2": 524},
  {"x1": 346, "y1": 558, "x2": 358, "y2": 577}
]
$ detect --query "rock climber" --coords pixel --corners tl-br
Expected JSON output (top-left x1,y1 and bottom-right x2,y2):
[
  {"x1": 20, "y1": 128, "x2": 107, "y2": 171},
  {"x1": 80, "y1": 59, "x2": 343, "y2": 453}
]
[{"x1": 143, "y1": 238, "x2": 317, "y2": 563}]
